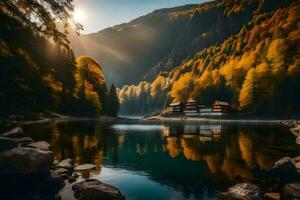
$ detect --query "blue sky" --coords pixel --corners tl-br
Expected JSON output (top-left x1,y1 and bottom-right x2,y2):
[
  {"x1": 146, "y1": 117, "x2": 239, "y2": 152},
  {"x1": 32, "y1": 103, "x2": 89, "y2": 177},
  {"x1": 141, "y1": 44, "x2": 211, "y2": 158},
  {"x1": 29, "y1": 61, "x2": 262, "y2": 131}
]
[{"x1": 74, "y1": 0, "x2": 210, "y2": 34}]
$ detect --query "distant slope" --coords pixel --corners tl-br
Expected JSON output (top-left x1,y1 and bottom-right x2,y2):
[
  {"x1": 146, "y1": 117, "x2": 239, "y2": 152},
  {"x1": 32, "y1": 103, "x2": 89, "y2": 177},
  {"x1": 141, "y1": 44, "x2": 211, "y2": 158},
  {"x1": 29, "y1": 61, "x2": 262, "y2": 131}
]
[
  {"x1": 118, "y1": 0, "x2": 300, "y2": 116},
  {"x1": 71, "y1": 0, "x2": 276, "y2": 86}
]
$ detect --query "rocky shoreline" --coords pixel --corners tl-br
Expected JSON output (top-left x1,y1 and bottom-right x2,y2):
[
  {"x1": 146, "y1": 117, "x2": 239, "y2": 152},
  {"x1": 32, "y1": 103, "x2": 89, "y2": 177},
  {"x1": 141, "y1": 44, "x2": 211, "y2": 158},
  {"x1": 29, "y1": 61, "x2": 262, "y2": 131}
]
[
  {"x1": 221, "y1": 120, "x2": 300, "y2": 200},
  {"x1": 0, "y1": 126, "x2": 126, "y2": 200}
]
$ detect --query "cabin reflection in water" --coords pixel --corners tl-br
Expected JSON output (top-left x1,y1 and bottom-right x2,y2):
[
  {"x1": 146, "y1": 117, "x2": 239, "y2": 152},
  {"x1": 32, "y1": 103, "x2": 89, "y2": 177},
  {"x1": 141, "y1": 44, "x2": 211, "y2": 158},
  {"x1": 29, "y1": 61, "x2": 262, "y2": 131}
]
[{"x1": 163, "y1": 124, "x2": 222, "y2": 142}]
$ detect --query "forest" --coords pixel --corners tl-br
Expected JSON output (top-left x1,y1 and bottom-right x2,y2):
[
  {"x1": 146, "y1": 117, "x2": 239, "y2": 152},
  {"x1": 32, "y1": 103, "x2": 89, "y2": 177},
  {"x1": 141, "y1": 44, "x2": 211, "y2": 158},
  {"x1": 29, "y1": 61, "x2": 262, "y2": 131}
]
[
  {"x1": 119, "y1": 0, "x2": 300, "y2": 116},
  {"x1": 0, "y1": 0, "x2": 119, "y2": 117}
]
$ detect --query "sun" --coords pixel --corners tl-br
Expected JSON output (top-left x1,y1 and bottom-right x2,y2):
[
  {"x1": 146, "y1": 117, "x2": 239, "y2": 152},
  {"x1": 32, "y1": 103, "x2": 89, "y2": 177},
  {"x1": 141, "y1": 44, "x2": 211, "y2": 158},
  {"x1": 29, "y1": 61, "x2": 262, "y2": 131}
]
[{"x1": 73, "y1": 8, "x2": 86, "y2": 23}]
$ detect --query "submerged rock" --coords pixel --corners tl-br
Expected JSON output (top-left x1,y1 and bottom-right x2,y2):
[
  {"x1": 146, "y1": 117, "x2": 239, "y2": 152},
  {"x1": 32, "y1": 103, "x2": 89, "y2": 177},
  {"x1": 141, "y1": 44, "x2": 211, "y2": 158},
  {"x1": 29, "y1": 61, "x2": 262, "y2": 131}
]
[
  {"x1": 75, "y1": 164, "x2": 96, "y2": 171},
  {"x1": 1, "y1": 126, "x2": 23, "y2": 138},
  {"x1": 281, "y1": 182, "x2": 300, "y2": 199},
  {"x1": 57, "y1": 158, "x2": 73, "y2": 169},
  {"x1": 0, "y1": 147, "x2": 53, "y2": 175},
  {"x1": 26, "y1": 141, "x2": 50, "y2": 151},
  {"x1": 0, "y1": 136, "x2": 18, "y2": 150},
  {"x1": 72, "y1": 179, "x2": 126, "y2": 200},
  {"x1": 220, "y1": 183, "x2": 263, "y2": 200}
]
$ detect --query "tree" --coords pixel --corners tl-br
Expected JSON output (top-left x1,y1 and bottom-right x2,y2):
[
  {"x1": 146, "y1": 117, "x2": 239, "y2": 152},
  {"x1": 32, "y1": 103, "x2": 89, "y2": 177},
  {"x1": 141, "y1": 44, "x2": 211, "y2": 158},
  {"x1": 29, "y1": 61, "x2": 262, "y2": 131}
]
[
  {"x1": 108, "y1": 84, "x2": 120, "y2": 116},
  {"x1": 1, "y1": 0, "x2": 82, "y2": 48},
  {"x1": 239, "y1": 68, "x2": 259, "y2": 111}
]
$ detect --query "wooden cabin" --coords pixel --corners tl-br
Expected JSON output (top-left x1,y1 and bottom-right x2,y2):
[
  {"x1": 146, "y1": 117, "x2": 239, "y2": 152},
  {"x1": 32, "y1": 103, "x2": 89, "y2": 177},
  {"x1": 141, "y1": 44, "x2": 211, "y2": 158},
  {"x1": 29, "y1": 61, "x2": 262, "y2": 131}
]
[
  {"x1": 184, "y1": 98, "x2": 199, "y2": 114},
  {"x1": 212, "y1": 100, "x2": 231, "y2": 113},
  {"x1": 168, "y1": 101, "x2": 184, "y2": 113}
]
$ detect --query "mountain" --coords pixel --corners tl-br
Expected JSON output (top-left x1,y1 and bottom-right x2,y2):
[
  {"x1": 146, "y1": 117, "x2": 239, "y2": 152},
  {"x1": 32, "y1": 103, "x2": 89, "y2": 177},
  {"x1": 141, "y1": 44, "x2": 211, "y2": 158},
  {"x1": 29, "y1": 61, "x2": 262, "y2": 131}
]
[
  {"x1": 118, "y1": 0, "x2": 300, "y2": 115},
  {"x1": 72, "y1": 0, "x2": 279, "y2": 86}
]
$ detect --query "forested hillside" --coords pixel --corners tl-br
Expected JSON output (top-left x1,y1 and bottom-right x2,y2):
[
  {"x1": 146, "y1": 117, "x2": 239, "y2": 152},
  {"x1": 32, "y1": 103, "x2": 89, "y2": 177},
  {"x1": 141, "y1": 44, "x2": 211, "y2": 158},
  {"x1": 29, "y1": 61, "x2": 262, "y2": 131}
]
[
  {"x1": 119, "y1": 0, "x2": 300, "y2": 116},
  {"x1": 0, "y1": 1, "x2": 119, "y2": 117},
  {"x1": 72, "y1": 0, "x2": 285, "y2": 86}
]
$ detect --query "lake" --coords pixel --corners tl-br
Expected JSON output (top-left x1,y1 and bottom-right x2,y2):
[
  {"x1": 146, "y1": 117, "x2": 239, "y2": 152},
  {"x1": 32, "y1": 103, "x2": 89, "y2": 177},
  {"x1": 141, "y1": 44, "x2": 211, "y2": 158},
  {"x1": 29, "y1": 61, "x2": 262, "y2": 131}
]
[{"x1": 23, "y1": 120, "x2": 300, "y2": 200}]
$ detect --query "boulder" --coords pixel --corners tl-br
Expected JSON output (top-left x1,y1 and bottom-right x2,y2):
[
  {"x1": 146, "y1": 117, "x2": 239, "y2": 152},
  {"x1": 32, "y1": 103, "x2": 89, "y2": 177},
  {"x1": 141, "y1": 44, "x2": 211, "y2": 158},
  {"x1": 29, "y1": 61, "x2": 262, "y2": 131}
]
[
  {"x1": 269, "y1": 157, "x2": 300, "y2": 182},
  {"x1": 72, "y1": 179, "x2": 125, "y2": 200},
  {"x1": 281, "y1": 183, "x2": 300, "y2": 199},
  {"x1": 26, "y1": 141, "x2": 50, "y2": 151},
  {"x1": 57, "y1": 158, "x2": 73, "y2": 169},
  {"x1": 75, "y1": 164, "x2": 96, "y2": 171},
  {"x1": 0, "y1": 147, "x2": 53, "y2": 175},
  {"x1": 0, "y1": 136, "x2": 18, "y2": 151},
  {"x1": 1, "y1": 126, "x2": 23, "y2": 138},
  {"x1": 220, "y1": 183, "x2": 263, "y2": 200}
]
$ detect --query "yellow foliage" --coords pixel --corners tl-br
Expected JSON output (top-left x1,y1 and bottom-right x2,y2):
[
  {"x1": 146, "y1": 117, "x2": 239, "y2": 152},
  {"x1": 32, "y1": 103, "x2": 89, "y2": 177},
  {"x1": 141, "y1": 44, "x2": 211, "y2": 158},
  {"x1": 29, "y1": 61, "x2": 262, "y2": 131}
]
[
  {"x1": 267, "y1": 39, "x2": 288, "y2": 74},
  {"x1": 170, "y1": 73, "x2": 194, "y2": 102},
  {"x1": 84, "y1": 81, "x2": 102, "y2": 110},
  {"x1": 239, "y1": 68, "x2": 256, "y2": 109}
]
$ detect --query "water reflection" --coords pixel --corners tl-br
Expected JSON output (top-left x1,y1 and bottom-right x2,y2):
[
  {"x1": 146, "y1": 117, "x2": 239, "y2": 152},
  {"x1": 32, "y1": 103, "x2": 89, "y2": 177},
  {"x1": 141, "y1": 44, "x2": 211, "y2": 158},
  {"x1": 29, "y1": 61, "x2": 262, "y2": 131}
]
[{"x1": 24, "y1": 121, "x2": 300, "y2": 200}]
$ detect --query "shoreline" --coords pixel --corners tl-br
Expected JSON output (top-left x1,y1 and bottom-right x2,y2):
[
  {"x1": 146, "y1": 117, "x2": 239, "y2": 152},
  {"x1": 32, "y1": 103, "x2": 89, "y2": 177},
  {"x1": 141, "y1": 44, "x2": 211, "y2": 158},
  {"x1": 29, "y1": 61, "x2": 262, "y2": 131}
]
[{"x1": 143, "y1": 115, "x2": 283, "y2": 124}]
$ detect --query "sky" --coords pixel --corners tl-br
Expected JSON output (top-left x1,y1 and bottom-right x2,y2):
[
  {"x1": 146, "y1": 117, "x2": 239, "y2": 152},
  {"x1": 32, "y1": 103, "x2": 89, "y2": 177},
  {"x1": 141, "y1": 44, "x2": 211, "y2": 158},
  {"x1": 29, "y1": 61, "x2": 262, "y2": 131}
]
[{"x1": 73, "y1": 0, "x2": 210, "y2": 34}]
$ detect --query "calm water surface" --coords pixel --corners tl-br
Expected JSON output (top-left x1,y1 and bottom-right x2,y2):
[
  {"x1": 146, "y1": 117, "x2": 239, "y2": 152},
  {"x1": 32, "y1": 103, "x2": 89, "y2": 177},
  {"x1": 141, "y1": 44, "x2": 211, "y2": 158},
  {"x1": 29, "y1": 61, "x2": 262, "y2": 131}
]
[{"x1": 24, "y1": 121, "x2": 300, "y2": 200}]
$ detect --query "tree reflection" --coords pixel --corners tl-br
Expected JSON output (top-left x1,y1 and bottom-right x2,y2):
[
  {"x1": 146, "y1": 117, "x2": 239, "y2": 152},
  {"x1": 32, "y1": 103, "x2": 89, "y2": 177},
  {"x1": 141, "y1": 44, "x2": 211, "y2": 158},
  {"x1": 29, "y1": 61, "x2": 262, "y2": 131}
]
[{"x1": 24, "y1": 121, "x2": 300, "y2": 199}]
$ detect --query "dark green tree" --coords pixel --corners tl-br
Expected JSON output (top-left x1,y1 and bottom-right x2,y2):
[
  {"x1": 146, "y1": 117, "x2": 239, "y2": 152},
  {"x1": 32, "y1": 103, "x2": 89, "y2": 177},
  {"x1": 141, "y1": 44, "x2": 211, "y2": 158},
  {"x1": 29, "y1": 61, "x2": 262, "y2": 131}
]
[{"x1": 108, "y1": 84, "x2": 120, "y2": 116}]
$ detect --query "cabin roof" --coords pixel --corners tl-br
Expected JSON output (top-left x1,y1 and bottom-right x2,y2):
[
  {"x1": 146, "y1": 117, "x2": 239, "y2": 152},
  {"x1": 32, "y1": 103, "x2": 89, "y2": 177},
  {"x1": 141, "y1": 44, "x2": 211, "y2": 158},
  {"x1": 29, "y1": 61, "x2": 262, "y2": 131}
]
[{"x1": 214, "y1": 100, "x2": 230, "y2": 106}]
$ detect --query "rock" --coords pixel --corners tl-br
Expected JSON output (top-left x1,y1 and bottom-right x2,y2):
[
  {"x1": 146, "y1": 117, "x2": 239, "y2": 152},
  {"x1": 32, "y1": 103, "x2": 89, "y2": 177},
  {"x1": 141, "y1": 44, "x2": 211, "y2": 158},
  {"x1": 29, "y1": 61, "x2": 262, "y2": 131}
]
[
  {"x1": 0, "y1": 136, "x2": 18, "y2": 151},
  {"x1": 265, "y1": 192, "x2": 280, "y2": 200},
  {"x1": 272, "y1": 156, "x2": 293, "y2": 168},
  {"x1": 220, "y1": 183, "x2": 263, "y2": 200},
  {"x1": 55, "y1": 167, "x2": 70, "y2": 174},
  {"x1": 1, "y1": 126, "x2": 23, "y2": 138},
  {"x1": 0, "y1": 147, "x2": 53, "y2": 175},
  {"x1": 72, "y1": 179, "x2": 125, "y2": 200},
  {"x1": 296, "y1": 137, "x2": 300, "y2": 145},
  {"x1": 49, "y1": 170, "x2": 65, "y2": 192},
  {"x1": 57, "y1": 158, "x2": 73, "y2": 169},
  {"x1": 75, "y1": 164, "x2": 96, "y2": 171},
  {"x1": 13, "y1": 137, "x2": 33, "y2": 145},
  {"x1": 290, "y1": 126, "x2": 300, "y2": 137},
  {"x1": 270, "y1": 157, "x2": 300, "y2": 182},
  {"x1": 26, "y1": 141, "x2": 50, "y2": 151},
  {"x1": 58, "y1": 172, "x2": 70, "y2": 180},
  {"x1": 295, "y1": 162, "x2": 300, "y2": 171},
  {"x1": 68, "y1": 175, "x2": 77, "y2": 183},
  {"x1": 292, "y1": 156, "x2": 300, "y2": 163},
  {"x1": 281, "y1": 183, "x2": 300, "y2": 199},
  {"x1": 53, "y1": 159, "x2": 59, "y2": 166}
]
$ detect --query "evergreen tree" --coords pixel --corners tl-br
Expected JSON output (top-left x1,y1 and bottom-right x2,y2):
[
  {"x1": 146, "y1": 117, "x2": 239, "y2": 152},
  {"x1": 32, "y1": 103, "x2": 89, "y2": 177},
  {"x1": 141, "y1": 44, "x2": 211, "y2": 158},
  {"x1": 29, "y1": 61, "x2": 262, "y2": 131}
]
[{"x1": 108, "y1": 84, "x2": 120, "y2": 116}]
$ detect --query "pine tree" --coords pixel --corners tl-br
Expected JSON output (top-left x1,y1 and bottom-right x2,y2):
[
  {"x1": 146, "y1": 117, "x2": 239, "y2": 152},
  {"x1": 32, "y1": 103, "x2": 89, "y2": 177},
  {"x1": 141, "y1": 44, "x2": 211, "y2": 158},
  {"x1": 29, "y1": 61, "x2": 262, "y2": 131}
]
[{"x1": 109, "y1": 84, "x2": 120, "y2": 116}]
